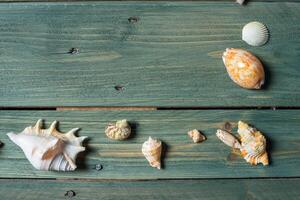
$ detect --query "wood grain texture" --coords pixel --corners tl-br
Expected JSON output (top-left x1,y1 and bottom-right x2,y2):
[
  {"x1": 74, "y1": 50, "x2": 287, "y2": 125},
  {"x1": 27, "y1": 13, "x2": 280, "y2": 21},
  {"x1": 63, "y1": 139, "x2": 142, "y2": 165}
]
[
  {"x1": 0, "y1": 109, "x2": 299, "y2": 179},
  {"x1": 1, "y1": 179, "x2": 300, "y2": 200},
  {"x1": 0, "y1": 2, "x2": 299, "y2": 107}
]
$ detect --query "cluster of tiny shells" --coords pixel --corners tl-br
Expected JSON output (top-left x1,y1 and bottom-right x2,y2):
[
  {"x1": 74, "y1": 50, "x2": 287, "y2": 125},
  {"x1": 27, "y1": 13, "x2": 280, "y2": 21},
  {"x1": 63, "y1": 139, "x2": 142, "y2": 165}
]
[{"x1": 216, "y1": 121, "x2": 269, "y2": 166}]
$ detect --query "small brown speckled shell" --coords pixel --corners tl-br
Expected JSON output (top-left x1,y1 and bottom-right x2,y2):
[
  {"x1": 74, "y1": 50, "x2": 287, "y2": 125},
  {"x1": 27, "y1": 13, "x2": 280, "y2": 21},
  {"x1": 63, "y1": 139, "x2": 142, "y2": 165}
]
[{"x1": 222, "y1": 48, "x2": 265, "y2": 89}]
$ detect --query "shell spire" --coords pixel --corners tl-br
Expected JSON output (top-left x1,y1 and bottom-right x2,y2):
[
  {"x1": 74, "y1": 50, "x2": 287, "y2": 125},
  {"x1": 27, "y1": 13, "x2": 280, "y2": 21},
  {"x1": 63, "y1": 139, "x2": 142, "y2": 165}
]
[
  {"x1": 7, "y1": 119, "x2": 87, "y2": 171},
  {"x1": 142, "y1": 137, "x2": 162, "y2": 169}
]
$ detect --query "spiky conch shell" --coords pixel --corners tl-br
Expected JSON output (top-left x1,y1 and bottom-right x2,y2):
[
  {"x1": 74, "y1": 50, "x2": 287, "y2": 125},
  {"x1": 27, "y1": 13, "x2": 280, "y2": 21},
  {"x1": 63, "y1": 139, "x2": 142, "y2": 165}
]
[
  {"x1": 238, "y1": 121, "x2": 268, "y2": 166},
  {"x1": 105, "y1": 119, "x2": 131, "y2": 140},
  {"x1": 7, "y1": 119, "x2": 87, "y2": 171},
  {"x1": 142, "y1": 137, "x2": 162, "y2": 169},
  {"x1": 222, "y1": 48, "x2": 265, "y2": 89},
  {"x1": 188, "y1": 129, "x2": 206, "y2": 143}
]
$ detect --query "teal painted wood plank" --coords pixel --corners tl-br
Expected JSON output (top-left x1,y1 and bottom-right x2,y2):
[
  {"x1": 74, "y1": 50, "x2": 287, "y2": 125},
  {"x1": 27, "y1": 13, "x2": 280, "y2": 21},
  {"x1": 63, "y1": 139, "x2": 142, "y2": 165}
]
[
  {"x1": 0, "y1": 2, "x2": 299, "y2": 107},
  {"x1": 0, "y1": 179, "x2": 300, "y2": 200},
  {"x1": 0, "y1": 110, "x2": 300, "y2": 179}
]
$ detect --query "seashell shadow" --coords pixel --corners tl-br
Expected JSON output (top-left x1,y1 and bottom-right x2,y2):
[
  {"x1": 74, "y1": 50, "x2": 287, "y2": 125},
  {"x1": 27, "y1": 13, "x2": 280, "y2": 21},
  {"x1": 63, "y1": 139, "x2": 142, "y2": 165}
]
[
  {"x1": 160, "y1": 141, "x2": 168, "y2": 170},
  {"x1": 127, "y1": 121, "x2": 137, "y2": 140},
  {"x1": 265, "y1": 134, "x2": 273, "y2": 165},
  {"x1": 260, "y1": 60, "x2": 272, "y2": 90},
  {"x1": 76, "y1": 137, "x2": 93, "y2": 170}
]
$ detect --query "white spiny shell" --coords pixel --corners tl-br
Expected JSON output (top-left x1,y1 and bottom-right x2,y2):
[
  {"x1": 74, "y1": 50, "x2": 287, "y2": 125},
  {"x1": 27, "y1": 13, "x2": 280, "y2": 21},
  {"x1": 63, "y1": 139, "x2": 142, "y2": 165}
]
[
  {"x1": 187, "y1": 129, "x2": 206, "y2": 143},
  {"x1": 236, "y1": 0, "x2": 245, "y2": 5},
  {"x1": 238, "y1": 121, "x2": 269, "y2": 166},
  {"x1": 216, "y1": 129, "x2": 241, "y2": 149},
  {"x1": 242, "y1": 22, "x2": 269, "y2": 46},
  {"x1": 142, "y1": 137, "x2": 162, "y2": 169},
  {"x1": 105, "y1": 119, "x2": 131, "y2": 140},
  {"x1": 7, "y1": 119, "x2": 87, "y2": 171}
]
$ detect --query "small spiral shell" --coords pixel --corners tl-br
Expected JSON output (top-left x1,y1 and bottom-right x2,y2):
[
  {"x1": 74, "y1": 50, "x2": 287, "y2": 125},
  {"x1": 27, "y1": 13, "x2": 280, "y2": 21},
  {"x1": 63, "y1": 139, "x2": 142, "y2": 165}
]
[
  {"x1": 105, "y1": 119, "x2": 131, "y2": 140},
  {"x1": 142, "y1": 137, "x2": 162, "y2": 169}
]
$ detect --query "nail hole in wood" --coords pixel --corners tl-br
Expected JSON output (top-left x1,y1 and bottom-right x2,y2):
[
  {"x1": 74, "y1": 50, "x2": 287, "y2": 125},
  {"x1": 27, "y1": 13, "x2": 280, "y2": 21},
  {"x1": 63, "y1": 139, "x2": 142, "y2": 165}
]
[
  {"x1": 128, "y1": 16, "x2": 139, "y2": 23},
  {"x1": 68, "y1": 48, "x2": 79, "y2": 54},
  {"x1": 114, "y1": 85, "x2": 125, "y2": 91},
  {"x1": 64, "y1": 190, "x2": 76, "y2": 198},
  {"x1": 95, "y1": 164, "x2": 103, "y2": 171}
]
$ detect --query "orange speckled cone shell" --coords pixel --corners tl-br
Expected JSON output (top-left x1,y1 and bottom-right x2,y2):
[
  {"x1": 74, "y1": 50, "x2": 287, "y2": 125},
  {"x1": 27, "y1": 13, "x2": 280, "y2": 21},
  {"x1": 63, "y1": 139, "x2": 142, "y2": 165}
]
[{"x1": 222, "y1": 48, "x2": 265, "y2": 89}]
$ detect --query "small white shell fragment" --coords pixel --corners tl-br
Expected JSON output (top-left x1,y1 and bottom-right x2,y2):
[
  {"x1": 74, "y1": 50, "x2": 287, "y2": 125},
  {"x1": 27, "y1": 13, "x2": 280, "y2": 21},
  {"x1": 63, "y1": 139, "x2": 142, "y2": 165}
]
[
  {"x1": 216, "y1": 129, "x2": 241, "y2": 149},
  {"x1": 242, "y1": 21, "x2": 269, "y2": 46},
  {"x1": 7, "y1": 119, "x2": 87, "y2": 171},
  {"x1": 187, "y1": 129, "x2": 206, "y2": 143},
  {"x1": 236, "y1": 0, "x2": 245, "y2": 5},
  {"x1": 105, "y1": 119, "x2": 131, "y2": 140},
  {"x1": 142, "y1": 137, "x2": 162, "y2": 169}
]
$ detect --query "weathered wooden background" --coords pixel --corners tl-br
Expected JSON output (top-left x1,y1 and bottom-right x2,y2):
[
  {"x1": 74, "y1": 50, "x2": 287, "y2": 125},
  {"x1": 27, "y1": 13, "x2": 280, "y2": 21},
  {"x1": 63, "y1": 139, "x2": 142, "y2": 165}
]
[{"x1": 0, "y1": 0, "x2": 299, "y2": 199}]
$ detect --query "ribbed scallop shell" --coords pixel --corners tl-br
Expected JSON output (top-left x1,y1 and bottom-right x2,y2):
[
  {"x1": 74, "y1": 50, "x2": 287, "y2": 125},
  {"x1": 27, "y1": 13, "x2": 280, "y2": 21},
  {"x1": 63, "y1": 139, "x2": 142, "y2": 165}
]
[
  {"x1": 222, "y1": 48, "x2": 265, "y2": 89},
  {"x1": 188, "y1": 129, "x2": 206, "y2": 143},
  {"x1": 242, "y1": 22, "x2": 269, "y2": 46},
  {"x1": 142, "y1": 137, "x2": 162, "y2": 169},
  {"x1": 105, "y1": 119, "x2": 131, "y2": 140},
  {"x1": 7, "y1": 119, "x2": 87, "y2": 171},
  {"x1": 216, "y1": 129, "x2": 241, "y2": 149},
  {"x1": 238, "y1": 121, "x2": 269, "y2": 166}
]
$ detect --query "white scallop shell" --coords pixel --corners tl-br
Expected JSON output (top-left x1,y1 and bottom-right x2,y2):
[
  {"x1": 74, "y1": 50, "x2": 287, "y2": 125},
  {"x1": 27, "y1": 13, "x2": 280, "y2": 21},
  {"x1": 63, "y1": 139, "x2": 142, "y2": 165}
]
[
  {"x1": 242, "y1": 21, "x2": 269, "y2": 46},
  {"x1": 142, "y1": 137, "x2": 162, "y2": 169},
  {"x1": 105, "y1": 119, "x2": 131, "y2": 140},
  {"x1": 216, "y1": 129, "x2": 241, "y2": 149},
  {"x1": 7, "y1": 119, "x2": 87, "y2": 171}
]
